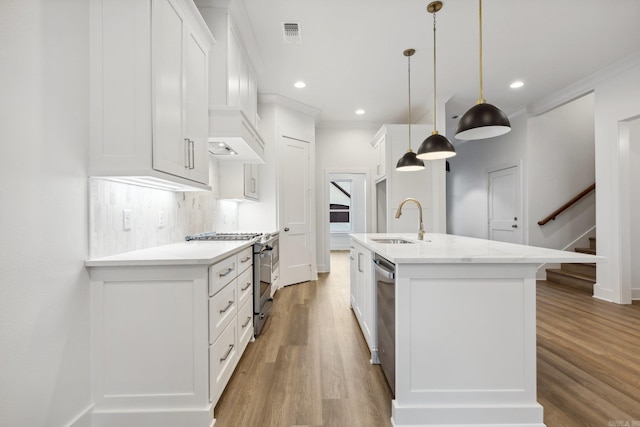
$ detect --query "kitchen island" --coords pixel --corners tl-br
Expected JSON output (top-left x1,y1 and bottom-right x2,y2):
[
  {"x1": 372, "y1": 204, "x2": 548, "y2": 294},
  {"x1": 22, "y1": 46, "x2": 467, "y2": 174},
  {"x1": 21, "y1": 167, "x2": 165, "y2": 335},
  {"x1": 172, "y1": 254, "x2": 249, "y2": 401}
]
[{"x1": 350, "y1": 233, "x2": 602, "y2": 427}]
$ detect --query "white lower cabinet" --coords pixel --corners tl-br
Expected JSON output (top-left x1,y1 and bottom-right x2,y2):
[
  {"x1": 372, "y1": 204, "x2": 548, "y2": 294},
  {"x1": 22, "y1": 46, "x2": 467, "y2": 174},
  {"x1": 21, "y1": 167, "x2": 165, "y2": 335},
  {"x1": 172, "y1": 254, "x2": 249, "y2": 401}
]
[
  {"x1": 209, "y1": 318, "x2": 238, "y2": 405},
  {"x1": 350, "y1": 239, "x2": 377, "y2": 362},
  {"x1": 209, "y1": 278, "x2": 237, "y2": 343},
  {"x1": 87, "y1": 246, "x2": 253, "y2": 427},
  {"x1": 237, "y1": 297, "x2": 254, "y2": 355}
]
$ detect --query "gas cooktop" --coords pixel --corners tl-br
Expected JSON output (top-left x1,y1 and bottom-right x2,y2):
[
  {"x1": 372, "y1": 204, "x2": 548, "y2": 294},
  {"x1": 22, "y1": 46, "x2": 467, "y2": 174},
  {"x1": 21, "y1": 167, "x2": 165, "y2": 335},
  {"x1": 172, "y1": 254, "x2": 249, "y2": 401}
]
[{"x1": 185, "y1": 232, "x2": 262, "y2": 241}]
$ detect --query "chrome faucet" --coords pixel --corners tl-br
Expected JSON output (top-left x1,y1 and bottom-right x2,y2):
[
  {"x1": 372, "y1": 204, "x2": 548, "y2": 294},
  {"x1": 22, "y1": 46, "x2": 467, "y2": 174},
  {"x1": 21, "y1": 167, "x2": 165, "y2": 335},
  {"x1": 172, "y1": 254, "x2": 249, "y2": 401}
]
[{"x1": 395, "y1": 197, "x2": 425, "y2": 240}]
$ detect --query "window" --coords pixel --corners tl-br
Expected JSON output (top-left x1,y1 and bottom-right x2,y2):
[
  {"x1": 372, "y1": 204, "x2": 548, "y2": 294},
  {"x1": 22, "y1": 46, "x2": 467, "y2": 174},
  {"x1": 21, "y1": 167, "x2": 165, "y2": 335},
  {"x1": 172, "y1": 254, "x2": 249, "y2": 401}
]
[{"x1": 329, "y1": 180, "x2": 352, "y2": 232}]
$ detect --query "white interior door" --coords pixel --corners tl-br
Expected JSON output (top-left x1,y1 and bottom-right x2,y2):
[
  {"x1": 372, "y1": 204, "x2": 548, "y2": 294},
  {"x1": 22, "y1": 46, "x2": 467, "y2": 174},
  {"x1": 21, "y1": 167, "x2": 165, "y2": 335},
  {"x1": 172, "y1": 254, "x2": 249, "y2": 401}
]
[
  {"x1": 488, "y1": 165, "x2": 522, "y2": 243},
  {"x1": 281, "y1": 136, "x2": 312, "y2": 286}
]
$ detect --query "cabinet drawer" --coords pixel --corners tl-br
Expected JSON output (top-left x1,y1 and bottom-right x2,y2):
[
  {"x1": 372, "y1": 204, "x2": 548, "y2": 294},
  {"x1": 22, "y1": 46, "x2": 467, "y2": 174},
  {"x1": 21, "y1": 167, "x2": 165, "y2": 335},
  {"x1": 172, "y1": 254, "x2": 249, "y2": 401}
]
[
  {"x1": 237, "y1": 247, "x2": 253, "y2": 274},
  {"x1": 238, "y1": 298, "x2": 253, "y2": 354},
  {"x1": 209, "y1": 320, "x2": 237, "y2": 404},
  {"x1": 209, "y1": 255, "x2": 237, "y2": 296},
  {"x1": 209, "y1": 281, "x2": 237, "y2": 344},
  {"x1": 237, "y1": 267, "x2": 253, "y2": 308}
]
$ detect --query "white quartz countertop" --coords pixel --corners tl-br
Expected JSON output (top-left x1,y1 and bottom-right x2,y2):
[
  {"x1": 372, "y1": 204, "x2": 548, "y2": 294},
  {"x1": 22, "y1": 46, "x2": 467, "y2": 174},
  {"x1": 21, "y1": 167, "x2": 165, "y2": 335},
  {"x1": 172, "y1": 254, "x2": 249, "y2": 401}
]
[
  {"x1": 350, "y1": 233, "x2": 604, "y2": 264},
  {"x1": 85, "y1": 240, "x2": 253, "y2": 267}
]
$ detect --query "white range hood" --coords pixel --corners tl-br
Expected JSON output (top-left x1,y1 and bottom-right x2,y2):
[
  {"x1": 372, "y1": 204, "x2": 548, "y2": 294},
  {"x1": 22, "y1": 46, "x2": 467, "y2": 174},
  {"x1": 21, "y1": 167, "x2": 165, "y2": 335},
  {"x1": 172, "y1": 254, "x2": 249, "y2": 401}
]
[{"x1": 208, "y1": 106, "x2": 265, "y2": 163}]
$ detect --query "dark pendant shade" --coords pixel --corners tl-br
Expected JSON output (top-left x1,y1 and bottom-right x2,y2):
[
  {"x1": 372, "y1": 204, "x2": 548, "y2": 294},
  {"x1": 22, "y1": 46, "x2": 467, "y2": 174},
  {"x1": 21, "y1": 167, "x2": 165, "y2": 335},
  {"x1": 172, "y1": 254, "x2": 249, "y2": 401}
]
[
  {"x1": 455, "y1": 102, "x2": 511, "y2": 140},
  {"x1": 417, "y1": 132, "x2": 456, "y2": 160},
  {"x1": 396, "y1": 150, "x2": 425, "y2": 172}
]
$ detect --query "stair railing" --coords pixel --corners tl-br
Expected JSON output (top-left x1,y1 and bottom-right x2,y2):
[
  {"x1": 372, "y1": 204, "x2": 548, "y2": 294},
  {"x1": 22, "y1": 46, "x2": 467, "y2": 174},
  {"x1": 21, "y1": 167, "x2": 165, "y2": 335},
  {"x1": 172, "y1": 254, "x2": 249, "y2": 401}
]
[{"x1": 537, "y1": 183, "x2": 595, "y2": 226}]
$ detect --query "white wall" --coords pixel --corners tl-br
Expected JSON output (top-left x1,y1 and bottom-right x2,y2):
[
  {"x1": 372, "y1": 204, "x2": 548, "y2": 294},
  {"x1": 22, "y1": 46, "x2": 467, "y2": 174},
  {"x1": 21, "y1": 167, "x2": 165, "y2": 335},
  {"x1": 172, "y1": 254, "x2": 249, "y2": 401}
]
[
  {"x1": 593, "y1": 61, "x2": 640, "y2": 303},
  {"x1": 526, "y1": 93, "x2": 595, "y2": 250},
  {"x1": 630, "y1": 118, "x2": 640, "y2": 299},
  {"x1": 315, "y1": 126, "x2": 378, "y2": 272},
  {"x1": 447, "y1": 94, "x2": 596, "y2": 253},
  {"x1": 446, "y1": 113, "x2": 527, "y2": 239},
  {"x1": 0, "y1": 1, "x2": 92, "y2": 425}
]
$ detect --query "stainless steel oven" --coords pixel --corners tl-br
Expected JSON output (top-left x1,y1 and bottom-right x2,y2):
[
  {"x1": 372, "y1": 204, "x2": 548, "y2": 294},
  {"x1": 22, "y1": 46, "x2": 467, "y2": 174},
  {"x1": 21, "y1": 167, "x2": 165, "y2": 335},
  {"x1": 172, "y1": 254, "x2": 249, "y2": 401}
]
[{"x1": 253, "y1": 232, "x2": 278, "y2": 335}]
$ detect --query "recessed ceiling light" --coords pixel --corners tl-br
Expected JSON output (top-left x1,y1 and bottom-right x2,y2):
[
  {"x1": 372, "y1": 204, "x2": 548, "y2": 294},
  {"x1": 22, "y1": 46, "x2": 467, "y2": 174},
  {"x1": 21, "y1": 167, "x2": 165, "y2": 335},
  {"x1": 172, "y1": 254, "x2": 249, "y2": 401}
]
[
  {"x1": 355, "y1": 109, "x2": 365, "y2": 115},
  {"x1": 294, "y1": 81, "x2": 306, "y2": 88},
  {"x1": 510, "y1": 80, "x2": 524, "y2": 89}
]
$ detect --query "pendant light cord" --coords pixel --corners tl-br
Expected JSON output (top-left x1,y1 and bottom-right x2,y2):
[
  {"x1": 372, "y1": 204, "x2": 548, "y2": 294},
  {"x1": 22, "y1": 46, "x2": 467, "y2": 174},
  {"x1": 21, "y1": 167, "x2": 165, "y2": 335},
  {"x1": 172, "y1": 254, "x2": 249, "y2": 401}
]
[
  {"x1": 407, "y1": 52, "x2": 412, "y2": 151},
  {"x1": 432, "y1": 9, "x2": 438, "y2": 135},
  {"x1": 478, "y1": 0, "x2": 485, "y2": 104}
]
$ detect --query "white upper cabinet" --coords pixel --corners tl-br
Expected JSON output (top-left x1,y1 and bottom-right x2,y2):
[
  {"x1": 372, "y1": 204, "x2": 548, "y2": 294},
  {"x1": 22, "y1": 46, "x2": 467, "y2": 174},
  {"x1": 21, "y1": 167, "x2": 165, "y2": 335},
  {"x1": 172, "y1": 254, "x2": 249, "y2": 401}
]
[
  {"x1": 372, "y1": 132, "x2": 387, "y2": 182},
  {"x1": 198, "y1": 6, "x2": 265, "y2": 164},
  {"x1": 90, "y1": 0, "x2": 214, "y2": 191},
  {"x1": 218, "y1": 162, "x2": 259, "y2": 201}
]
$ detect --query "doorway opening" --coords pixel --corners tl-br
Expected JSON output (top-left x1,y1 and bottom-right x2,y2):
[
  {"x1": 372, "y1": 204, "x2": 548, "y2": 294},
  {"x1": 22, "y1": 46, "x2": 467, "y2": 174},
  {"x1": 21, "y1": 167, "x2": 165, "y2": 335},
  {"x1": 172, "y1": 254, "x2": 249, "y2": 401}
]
[{"x1": 323, "y1": 171, "x2": 367, "y2": 273}]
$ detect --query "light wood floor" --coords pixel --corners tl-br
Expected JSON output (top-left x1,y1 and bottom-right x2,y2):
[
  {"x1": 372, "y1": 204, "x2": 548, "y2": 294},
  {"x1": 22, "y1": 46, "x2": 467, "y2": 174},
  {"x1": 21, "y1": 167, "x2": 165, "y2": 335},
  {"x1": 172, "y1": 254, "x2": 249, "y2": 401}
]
[{"x1": 214, "y1": 252, "x2": 640, "y2": 427}]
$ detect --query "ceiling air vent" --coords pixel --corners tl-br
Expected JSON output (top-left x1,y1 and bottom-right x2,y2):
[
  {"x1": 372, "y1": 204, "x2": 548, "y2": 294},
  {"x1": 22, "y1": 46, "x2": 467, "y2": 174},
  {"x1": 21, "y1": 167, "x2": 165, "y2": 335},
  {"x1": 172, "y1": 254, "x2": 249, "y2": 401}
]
[{"x1": 283, "y1": 22, "x2": 301, "y2": 43}]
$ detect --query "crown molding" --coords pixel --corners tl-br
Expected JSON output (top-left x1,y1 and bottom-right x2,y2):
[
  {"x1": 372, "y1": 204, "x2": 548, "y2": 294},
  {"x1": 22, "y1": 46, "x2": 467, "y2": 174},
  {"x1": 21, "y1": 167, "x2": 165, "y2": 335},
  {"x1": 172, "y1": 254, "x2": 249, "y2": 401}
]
[
  {"x1": 527, "y1": 50, "x2": 640, "y2": 117},
  {"x1": 258, "y1": 94, "x2": 321, "y2": 118}
]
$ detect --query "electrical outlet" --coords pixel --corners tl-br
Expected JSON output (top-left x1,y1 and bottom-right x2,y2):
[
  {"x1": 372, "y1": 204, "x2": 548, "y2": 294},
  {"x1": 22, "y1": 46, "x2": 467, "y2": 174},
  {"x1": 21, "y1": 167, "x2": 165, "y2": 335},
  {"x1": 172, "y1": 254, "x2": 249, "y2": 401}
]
[
  {"x1": 123, "y1": 209, "x2": 132, "y2": 231},
  {"x1": 158, "y1": 210, "x2": 165, "y2": 229}
]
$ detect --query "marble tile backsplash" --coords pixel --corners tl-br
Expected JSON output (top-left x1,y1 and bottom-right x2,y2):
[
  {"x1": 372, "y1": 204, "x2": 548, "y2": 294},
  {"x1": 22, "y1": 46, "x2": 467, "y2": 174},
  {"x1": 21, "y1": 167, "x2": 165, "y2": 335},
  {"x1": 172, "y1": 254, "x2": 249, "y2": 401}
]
[{"x1": 89, "y1": 159, "x2": 232, "y2": 258}]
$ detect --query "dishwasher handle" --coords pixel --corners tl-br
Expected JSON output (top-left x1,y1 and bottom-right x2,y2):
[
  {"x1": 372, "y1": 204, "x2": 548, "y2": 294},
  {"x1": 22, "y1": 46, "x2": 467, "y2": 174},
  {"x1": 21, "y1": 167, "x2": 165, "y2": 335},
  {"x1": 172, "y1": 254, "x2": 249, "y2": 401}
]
[{"x1": 373, "y1": 259, "x2": 395, "y2": 280}]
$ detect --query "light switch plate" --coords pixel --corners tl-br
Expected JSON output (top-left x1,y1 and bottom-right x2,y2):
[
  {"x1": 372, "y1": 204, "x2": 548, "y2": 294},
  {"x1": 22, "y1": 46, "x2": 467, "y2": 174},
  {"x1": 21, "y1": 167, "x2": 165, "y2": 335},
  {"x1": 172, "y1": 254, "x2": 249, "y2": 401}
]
[
  {"x1": 123, "y1": 209, "x2": 132, "y2": 231},
  {"x1": 158, "y1": 210, "x2": 165, "y2": 229}
]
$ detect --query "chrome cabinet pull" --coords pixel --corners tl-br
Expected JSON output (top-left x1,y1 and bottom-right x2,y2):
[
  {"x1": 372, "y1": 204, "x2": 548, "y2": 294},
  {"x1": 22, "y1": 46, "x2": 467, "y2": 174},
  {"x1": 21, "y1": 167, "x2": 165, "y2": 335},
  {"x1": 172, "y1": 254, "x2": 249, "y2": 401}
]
[
  {"x1": 184, "y1": 138, "x2": 190, "y2": 169},
  {"x1": 189, "y1": 139, "x2": 195, "y2": 169},
  {"x1": 219, "y1": 344, "x2": 234, "y2": 362},
  {"x1": 240, "y1": 256, "x2": 251, "y2": 263},
  {"x1": 219, "y1": 300, "x2": 234, "y2": 314},
  {"x1": 242, "y1": 316, "x2": 252, "y2": 328},
  {"x1": 241, "y1": 282, "x2": 251, "y2": 291},
  {"x1": 219, "y1": 265, "x2": 234, "y2": 277}
]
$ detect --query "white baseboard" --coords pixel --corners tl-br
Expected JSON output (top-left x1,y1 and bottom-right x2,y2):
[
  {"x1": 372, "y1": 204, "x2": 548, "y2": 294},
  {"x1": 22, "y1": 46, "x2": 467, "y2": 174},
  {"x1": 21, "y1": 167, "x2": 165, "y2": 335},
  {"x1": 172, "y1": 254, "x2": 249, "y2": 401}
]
[{"x1": 632, "y1": 287, "x2": 640, "y2": 300}]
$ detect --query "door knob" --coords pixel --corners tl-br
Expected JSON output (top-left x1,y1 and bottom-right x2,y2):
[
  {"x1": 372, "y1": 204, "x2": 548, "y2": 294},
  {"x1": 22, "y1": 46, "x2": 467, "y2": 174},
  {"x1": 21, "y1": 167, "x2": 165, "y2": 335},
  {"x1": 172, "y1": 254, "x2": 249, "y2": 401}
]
[{"x1": 284, "y1": 227, "x2": 290, "y2": 232}]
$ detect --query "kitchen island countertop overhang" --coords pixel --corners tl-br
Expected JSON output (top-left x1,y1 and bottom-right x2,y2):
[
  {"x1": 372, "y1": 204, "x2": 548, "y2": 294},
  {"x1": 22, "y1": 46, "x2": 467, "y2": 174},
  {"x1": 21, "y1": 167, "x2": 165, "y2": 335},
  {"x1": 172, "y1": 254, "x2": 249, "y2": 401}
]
[{"x1": 350, "y1": 232, "x2": 604, "y2": 265}]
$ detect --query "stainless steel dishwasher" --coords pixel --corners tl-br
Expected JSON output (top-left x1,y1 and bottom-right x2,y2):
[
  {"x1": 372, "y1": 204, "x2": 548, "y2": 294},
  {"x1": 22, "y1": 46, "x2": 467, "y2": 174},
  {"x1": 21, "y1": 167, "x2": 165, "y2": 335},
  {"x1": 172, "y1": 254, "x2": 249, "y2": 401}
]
[{"x1": 374, "y1": 254, "x2": 395, "y2": 396}]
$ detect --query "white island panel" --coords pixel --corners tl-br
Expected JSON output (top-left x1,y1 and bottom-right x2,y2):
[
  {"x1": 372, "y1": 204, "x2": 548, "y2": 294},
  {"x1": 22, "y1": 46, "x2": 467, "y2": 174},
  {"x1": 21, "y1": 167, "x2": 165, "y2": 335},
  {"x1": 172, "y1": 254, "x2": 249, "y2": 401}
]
[{"x1": 410, "y1": 277, "x2": 526, "y2": 392}]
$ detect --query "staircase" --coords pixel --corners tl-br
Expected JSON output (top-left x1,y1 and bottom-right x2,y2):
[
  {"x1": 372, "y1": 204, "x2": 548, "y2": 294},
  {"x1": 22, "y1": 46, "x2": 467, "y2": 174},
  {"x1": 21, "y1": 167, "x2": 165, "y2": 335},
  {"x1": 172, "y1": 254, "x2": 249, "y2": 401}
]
[{"x1": 545, "y1": 237, "x2": 596, "y2": 293}]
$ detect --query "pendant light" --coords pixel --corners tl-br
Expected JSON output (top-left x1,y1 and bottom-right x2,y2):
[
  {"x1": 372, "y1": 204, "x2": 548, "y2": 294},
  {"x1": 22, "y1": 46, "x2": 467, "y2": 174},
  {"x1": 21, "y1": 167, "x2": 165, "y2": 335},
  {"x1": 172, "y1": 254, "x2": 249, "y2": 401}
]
[
  {"x1": 417, "y1": 1, "x2": 456, "y2": 160},
  {"x1": 396, "y1": 49, "x2": 426, "y2": 172},
  {"x1": 454, "y1": 0, "x2": 511, "y2": 140}
]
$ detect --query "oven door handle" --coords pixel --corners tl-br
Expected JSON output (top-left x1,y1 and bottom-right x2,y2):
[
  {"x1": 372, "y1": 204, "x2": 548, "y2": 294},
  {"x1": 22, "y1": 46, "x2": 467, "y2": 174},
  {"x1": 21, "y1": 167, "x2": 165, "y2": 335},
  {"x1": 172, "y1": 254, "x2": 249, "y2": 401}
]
[
  {"x1": 259, "y1": 297, "x2": 274, "y2": 319},
  {"x1": 259, "y1": 245, "x2": 273, "y2": 254}
]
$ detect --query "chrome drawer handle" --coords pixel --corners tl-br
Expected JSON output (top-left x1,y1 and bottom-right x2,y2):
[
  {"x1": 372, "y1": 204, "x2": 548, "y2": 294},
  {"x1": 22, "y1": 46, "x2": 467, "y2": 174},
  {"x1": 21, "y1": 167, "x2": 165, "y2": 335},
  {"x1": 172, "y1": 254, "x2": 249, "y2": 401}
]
[
  {"x1": 219, "y1": 300, "x2": 234, "y2": 314},
  {"x1": 241, "y1": 282, "x2": 251, "y2": 291},
  {"x1": 219, "y1": 266, "x2": 234, "y2": 277},
  {"x1": 220, "y1": 344, "x2": 234, "y2": 362},
  {"x1": 240, "y1": 256, "x2": 251, "y2": 263},
  {"x1": 242, "y1": 316, "x2": 252, "y2": 328}
]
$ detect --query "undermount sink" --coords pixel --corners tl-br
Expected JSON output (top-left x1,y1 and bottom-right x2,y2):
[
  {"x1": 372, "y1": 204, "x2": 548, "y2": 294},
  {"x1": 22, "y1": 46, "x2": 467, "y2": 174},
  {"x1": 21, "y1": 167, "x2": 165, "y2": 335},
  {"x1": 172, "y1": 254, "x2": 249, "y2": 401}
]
[{"x1": 372, "y1": 238, "x2": 416, "y2": 244}]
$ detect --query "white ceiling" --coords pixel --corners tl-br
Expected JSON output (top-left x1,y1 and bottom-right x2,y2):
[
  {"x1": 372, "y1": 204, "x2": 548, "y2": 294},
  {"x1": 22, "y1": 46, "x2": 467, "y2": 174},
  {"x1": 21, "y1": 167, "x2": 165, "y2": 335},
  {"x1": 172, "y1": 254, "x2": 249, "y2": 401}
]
[{"x1": 232, "y1": 0, "x2": 640, "y2": 128}]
